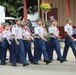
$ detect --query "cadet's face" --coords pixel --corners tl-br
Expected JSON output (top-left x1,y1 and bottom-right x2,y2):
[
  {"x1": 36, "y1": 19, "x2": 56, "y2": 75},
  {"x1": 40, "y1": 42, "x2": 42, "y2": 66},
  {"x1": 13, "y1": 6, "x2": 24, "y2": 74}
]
[
  {"x1": 37, "y1": 21, "x2": 42, "y2": 26},
  {"x1": 55, "y1": 21, "x2": 58, "y2": 26},
  {"x1": 24, "y1": 26, "x2": 28, "y2": 30},
  {"x1": 52, "y1": 21, "x2": 56, "y2": 26},
  {"x1": 68, "y1": 20, "x2": 72, "y2": 24},
  {"x1": 5, "y1": 25, "x2": 10, "y2": 30},
  {"x1": 16, "y1": 20, "x2": 21, "y2": 26},
  {"x1": 42, "y1": 24, "x2": 45, "y2": 28}
]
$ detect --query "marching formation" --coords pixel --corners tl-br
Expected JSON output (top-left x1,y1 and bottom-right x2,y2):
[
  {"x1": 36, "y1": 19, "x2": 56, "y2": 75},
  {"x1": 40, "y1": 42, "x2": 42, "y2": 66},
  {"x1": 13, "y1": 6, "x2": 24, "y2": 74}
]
[{"x1": 0, "y1": 17, "x2": 76, "y2": 67}]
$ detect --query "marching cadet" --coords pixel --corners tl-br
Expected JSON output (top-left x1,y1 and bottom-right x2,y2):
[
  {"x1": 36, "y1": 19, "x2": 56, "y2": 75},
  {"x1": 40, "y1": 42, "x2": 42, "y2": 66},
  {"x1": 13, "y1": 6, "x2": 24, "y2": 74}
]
[
  {"x1": 33, "y1": 18, "x2": 51, "y2": 65},
  {"x1": 11, "y1": 18, "x2": 29, "y2": 66},
  {"x1": 22, "y1": 23, "x2": 34, "y2": 63},
  {"x1": 48, "y1": 18, "x2": 64, "y2": 63},
  {"x1": 63, "y1": 18, "x2": 76, "y2": 60},
  {"x1": 42, "y1": 22, "x2": 50, "y2": 62},
  {"x1": 1, "y1": 23, "x2": 12, "y2": 65}
]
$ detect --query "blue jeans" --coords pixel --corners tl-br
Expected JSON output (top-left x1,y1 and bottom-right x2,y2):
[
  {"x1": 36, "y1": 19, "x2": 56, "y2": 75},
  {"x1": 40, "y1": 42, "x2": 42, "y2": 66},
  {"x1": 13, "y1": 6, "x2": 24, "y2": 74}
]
[{"x1": 63, "y1": 35, "x2": 76, "y2": 59}]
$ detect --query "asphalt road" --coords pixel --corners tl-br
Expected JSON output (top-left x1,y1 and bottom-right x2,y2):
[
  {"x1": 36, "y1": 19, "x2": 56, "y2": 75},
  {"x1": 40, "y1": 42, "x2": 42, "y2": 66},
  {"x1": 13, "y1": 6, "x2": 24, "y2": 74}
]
[{"x1": 0, "y1": 43, "x2": 76, "y2": 75}]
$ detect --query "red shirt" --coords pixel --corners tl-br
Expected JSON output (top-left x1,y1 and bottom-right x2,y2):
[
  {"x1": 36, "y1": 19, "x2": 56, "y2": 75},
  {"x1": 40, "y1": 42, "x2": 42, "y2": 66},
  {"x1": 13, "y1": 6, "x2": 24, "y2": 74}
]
[{"x1": 0, "y1": 27, "x2": 4, "y2": 34}]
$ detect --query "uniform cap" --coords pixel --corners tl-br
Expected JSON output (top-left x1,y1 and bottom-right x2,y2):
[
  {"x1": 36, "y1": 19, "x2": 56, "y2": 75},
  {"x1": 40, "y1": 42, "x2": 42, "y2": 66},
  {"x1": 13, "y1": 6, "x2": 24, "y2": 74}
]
[
  {"x1": 22, "y1": 22, "x2": 29, "y2": 27},
  {"x1": 36, "y1": 18, "x2": 42, "y2": 22},
  {"x1": 15, "y1": 18, "x2": 21, "y2": 22},
  {"x1": 50, "y1": 18, "x2": 55, "y2": 22},
  {"x1": 66, "y1": 18, "x2": 71, "y2": 22},
  {"x1": 4, "y1": 23, "x2": 10, "y2": 26},
  {"x1": 42, "y1": 22, "x2": 45, "y2": 25}
]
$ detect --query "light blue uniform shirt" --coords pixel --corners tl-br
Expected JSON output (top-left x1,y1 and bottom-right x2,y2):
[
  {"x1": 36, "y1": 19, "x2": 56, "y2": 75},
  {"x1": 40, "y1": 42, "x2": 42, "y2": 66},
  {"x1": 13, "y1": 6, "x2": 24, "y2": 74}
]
[
  {"x1": 2, "y1": 29, "x2": 12, "y2": 40},
  {"x1": 34, "y1": 25, "x2": 45, "y2": 38},
  {"x1": 48, "y1": 25, "x2": 59, "y2": 38},
  {"x1": 12, "y1": 25, "x2": 23, "y2": 39}
]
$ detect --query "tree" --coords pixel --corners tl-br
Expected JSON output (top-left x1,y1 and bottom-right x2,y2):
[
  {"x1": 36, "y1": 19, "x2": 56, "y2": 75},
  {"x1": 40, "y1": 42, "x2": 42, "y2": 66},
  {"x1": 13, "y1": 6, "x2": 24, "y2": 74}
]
[{"x1": 0, "y1": 0, "x2": 38, "y2": 18}]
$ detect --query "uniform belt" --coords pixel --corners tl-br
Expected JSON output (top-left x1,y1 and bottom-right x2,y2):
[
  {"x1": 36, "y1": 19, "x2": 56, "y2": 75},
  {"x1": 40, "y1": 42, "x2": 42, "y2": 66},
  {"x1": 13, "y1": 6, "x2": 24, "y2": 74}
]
[{"x1": 17, "y1": 39, "x2": 22, "y2": 40}]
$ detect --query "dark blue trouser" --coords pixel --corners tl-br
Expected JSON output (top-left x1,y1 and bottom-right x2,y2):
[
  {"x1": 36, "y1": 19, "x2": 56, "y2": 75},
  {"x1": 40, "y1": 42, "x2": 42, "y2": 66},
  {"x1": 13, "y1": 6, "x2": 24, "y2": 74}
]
[
  {"x1": 38, "y1": 41, "x2": 50, "y2": 60},
  {"x1": 63, "y1": 35, "x2": 76, "y2": 59},
  {"x1": 1, "y1": 40, "x2": 12, "y2": 63},
  {"x1": 23, "y1": 40, "x2": 33, "y2": 61},
  {"x1": 11, "y1": 39, "x2": 27, "y2": 65},
  {"x1": 34, "y1": 38, "x2": 49, "y2": 63},
  {"x1": 0, "y1": 42, "x2": 2, "y2": 60},
  {"x1": 45, "y1": 41, "x2": 51, "y2": 60},
  {"x1": 49, "y1": 38, "x2": 63, "y2": 60}
]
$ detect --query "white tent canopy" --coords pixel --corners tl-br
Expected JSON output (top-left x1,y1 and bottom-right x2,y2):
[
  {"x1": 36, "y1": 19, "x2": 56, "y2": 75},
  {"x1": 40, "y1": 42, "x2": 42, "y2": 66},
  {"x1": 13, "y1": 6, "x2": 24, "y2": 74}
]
[{"x1": 0, "y1": 17, "x2": 15, "y2": 20}]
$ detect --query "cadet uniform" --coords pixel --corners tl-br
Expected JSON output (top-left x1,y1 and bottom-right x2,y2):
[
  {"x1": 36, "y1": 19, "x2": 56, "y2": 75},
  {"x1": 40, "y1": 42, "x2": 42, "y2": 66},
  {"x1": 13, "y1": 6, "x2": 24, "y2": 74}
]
[
  {"x1": 11, "y1": 19, "x2": 29, "y2": 66},
  {"x1": 1, "y1": 23, "x2": 12, "y2": 65},
  {"x1": 63, "y1": 19, "x2": 76, "y2": 60},
  {"x1": 34, "y1": 19, "x2": 51, "y2": 64},
  {"x1": 48, "y1": 21, "x2": 64, "y2": 63},
  {"x1": 23, "y1": 28, "x2": 33, "y2": 63}
]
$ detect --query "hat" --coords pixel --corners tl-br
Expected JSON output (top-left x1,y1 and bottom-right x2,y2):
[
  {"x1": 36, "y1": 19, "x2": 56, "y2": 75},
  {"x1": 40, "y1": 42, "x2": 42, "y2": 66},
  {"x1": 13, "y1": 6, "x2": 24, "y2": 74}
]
[
  {"x1": 15, "y1": 18, "x2": 21, "y2": 22},
  {"x1": 4, "y1": 23, "x2": 10, "y2": 26},
  {"x1": 42, "y1": 22, "x2": 45, "y2": 25},
  {"x1": 50, "y1": 18, "x2": 55, "y2": 22},
  {"x1": 22, "y1": 22, "x2": 29, "y2": 27},
  {"x1": 66, "y1": 18, "x2": 71, "y2": 22},
  {"x1": 36, "y1": 18, "x2": 42, "y2": 22}
]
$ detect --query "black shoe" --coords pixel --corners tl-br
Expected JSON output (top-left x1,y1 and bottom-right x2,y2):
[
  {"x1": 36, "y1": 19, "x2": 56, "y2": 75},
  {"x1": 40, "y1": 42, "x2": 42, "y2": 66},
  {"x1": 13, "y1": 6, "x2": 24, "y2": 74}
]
[
  {"x1": 11, "y1": 64, "x2": 17, "y2": 66},
  {"x1": 44, "y1": 60, "x2": 46, "y2": 62},
  {"x1": 63, "y1": 59, "x2": 67, "y2": 61},
  {"x1": 23, "y1": 63, "x2": 29, "y2": 67},
  {"x1": 50, "y1": 59, "x2": 54, "y2": 61},
  {"x1": 33, "y1": 62, "x2": 39, "y2": 65},
  {"x1": 46, "y1": 60, "x2": 52, "y2": 65},
  {"x1": 1, "y1": 63, "x2": 7, "y2": 65},
  {"x1": 75, "y1": 57, "x2": 76, "y2": 59},
  {"x1": 29, "y1": 60, "x2": 34, "y2": 64},
  {"x1": 57, "y1": 59, "x2": 60, "y2": 61},
  {"x1": 60, "y1": 60, "x2": 64, "y2": 63}
]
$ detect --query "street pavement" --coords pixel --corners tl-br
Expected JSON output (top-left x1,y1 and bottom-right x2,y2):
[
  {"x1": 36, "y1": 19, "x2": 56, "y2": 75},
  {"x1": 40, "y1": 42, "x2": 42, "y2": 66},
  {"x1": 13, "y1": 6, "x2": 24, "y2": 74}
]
[{"x1": 0, "y1": 43, "x2": 76, "y2": 75}]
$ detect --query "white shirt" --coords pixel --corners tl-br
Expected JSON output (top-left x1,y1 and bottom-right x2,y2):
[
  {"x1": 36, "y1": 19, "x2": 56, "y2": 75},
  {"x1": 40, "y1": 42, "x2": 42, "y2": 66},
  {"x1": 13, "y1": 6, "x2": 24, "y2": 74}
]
[
  {"x1": 64, "y1": 24, "x2": 73, "y2": 35},
  {"x1": 12, "y1": 25, "x2": 23, "y2": 39},
  {"x1": 2, "y1": 29, "x2": 12, "y2": 40},
  {"x1": 34, "y1": 25, "x2": 45, "y2": 38},
  {"x1": 48, "y1": 25, "x2": 59, "y2": 38},
  {"x1": 23, "y1": 29, "x2": 31, "y2": 40}
]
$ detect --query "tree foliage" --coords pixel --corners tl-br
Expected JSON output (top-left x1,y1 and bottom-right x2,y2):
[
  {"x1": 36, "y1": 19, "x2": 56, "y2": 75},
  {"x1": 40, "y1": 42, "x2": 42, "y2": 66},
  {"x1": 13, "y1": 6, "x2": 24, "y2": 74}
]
[{"x1": 0, "y1": 0, "x2": 38, "y2": 18}]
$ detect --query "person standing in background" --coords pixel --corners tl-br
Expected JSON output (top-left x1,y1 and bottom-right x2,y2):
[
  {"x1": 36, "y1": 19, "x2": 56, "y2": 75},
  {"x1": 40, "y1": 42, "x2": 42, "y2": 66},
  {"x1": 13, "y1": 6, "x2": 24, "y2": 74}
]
[{"x1": 0, "y1": 22, "x2": 4, "y2": 60}]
